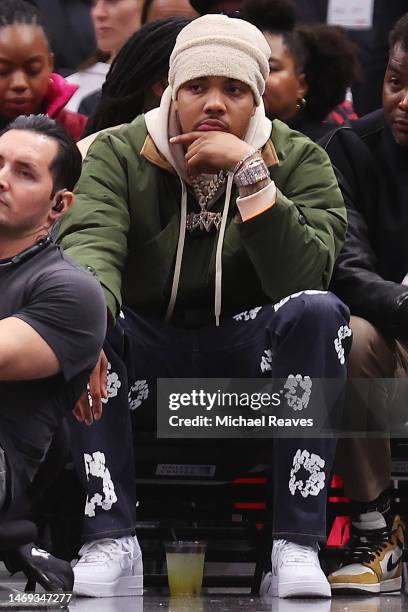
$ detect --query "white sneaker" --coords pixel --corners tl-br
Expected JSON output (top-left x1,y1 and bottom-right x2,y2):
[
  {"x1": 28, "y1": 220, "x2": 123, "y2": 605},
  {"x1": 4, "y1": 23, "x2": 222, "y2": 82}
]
[
  {"x1": 264, "y1": 539, "x2": 331, "y2": 598},
  {"x1": 73, "y1": 535, "x2": 143, "y2": 597}
]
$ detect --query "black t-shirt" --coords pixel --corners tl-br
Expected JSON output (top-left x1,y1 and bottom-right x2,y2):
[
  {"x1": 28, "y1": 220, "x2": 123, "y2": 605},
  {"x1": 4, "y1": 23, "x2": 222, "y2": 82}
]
[{"x1": 0, "y1": 240, "x2": 106, "y2": 504}]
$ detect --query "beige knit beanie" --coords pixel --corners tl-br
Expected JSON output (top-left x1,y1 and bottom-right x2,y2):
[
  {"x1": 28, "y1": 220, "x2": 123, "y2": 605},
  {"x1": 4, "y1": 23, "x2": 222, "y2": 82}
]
[{"x1": 168, "y1": 14, "x2": 270, "y2": 106}]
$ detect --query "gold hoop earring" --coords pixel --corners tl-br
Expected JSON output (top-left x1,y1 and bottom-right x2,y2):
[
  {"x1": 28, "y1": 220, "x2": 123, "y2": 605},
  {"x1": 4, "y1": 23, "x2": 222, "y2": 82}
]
[{"x1": 296, "y1": 97, "x2": 306, "y2": 110}]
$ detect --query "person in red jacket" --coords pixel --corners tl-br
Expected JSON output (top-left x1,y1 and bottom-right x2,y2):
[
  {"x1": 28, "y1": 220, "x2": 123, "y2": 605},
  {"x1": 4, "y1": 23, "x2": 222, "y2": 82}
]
[{"x1": 0, "y1": 0, "x2": 87, "y2": 141}]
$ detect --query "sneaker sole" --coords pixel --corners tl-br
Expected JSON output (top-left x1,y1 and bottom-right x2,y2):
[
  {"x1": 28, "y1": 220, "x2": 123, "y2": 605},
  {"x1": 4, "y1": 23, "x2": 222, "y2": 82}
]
[
  {"x1": 330, "y1": 576, "x2": 401, "y2": 595},
  {"x1": 74, "y1": 574, "x2": 143, "y2": 597},
  {"x1": 272, "y1": 577, "x2": 331, "y2": 598}
]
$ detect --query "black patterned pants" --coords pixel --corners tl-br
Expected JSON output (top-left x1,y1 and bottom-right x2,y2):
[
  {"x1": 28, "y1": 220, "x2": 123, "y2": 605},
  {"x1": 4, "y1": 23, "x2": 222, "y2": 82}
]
[{"x1": 68, "y1": 291, "x2": 351, "y2": 545}]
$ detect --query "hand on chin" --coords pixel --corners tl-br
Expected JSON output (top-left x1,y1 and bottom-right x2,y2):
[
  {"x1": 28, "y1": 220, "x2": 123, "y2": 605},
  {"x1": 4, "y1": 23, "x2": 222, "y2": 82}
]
[{"x1": 170, "y1": 131, "x2": 253, "y2": 176}]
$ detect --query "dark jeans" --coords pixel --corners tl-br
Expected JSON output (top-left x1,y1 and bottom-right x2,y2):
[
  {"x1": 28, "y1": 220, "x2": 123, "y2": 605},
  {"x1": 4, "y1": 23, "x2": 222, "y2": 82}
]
[
  {"x1": 0, "y1": 374, "x2": 87, "y2": 521},
  {"x1": 69, "y1": 291, "x2": 351, "y2": 545}
]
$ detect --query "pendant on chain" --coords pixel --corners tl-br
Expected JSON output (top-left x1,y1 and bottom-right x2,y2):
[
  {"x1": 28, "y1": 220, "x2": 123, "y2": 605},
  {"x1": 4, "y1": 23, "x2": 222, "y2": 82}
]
[
  {"x1": 187, "y1": 171, "x2": 226, "y2": 233},
  {"x1": 186, "y1": 210, "x2": 222, "y2": 232}
]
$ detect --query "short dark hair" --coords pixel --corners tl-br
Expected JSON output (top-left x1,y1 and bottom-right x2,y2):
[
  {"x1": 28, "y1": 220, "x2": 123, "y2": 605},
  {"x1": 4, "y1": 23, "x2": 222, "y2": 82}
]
[
  {"x1": 0, "y1": 115, "x2": 82, "y2": 193},
  {"x1": 0, "y1": 0, "x2": 43, "y2": 28},
  {"x1": 0, "y1": 0, "x2": 51, "y2": 55},
  {"x1": 389, "y1": 12, "x2": 408, "y2": 52}
]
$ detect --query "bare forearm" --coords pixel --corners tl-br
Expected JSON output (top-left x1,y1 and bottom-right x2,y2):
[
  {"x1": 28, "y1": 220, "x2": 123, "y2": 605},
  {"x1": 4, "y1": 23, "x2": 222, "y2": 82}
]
[{"x1": 0, "y1": 317, "x2": 60, "y2": 381}]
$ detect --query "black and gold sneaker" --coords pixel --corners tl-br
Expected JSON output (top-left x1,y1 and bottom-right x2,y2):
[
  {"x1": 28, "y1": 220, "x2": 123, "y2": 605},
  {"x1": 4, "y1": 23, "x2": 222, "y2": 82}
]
[{"x1": 329, "y1": 513, "x2": 404, "y2": 594}]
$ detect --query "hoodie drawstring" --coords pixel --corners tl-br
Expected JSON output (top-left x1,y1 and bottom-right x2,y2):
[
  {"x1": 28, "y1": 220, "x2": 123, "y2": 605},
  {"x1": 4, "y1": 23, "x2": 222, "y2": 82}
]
[
  {"x1": 215, "y1": 172, "x2": 234, "y2": 327},
  {"x1": 165, "y1": 173, "x2": 234, "y2": 326},
  {"x1": 165, "y1": 179, "x2": 187, "y2": 322}
]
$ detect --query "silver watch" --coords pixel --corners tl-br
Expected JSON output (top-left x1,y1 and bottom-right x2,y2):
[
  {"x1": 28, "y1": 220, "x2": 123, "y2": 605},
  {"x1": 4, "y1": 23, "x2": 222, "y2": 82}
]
[{"x1": 234, "y1": 159, "x2": 270, "y2": 188}]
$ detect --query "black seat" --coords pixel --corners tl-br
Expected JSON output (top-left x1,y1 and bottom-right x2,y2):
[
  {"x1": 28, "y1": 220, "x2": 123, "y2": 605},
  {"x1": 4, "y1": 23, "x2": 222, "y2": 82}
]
[{"x1": 0, "y1": 519, "x2": 74, "y2": 593}]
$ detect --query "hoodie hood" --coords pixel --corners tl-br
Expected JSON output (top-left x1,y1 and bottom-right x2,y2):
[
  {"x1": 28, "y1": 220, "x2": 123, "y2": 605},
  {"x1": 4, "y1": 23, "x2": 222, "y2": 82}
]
[{"x1": 144, "y1": 86, "x2": 272, "y2": 326}]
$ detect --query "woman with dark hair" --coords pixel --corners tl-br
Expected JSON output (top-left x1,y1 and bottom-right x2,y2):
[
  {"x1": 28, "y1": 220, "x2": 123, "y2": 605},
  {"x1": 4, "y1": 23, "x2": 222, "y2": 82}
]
[
  {"x1": 0, "y1": 0, "x2": 86, "y2": 140},
  {"x1": 84, "y1": 17, "x2": 191, "y2": 139},
  {"x1": 244, "y1": 0, "x2": 361, "y2": 140}
]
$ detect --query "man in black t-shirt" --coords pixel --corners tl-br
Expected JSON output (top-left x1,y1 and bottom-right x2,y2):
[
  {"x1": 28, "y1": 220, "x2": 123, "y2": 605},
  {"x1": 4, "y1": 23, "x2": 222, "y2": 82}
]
[{"x1": 0, "y1": 114, "x2": 106, "y2": 517}]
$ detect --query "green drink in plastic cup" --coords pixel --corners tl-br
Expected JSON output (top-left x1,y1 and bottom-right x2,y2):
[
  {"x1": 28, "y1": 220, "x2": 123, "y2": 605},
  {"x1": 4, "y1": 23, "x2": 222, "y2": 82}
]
[{"x1": 165, "y1": 541, "x2": 206, "y2": 596}]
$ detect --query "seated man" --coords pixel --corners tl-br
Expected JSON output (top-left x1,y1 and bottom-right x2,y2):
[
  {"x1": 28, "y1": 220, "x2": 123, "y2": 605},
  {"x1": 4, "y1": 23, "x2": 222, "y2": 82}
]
[
  {"x1": 58, "y1": 14, "x2": 351, "y2": 599},
  {"x1": 323, "y1": 12, "x2": 408, "y2": 595},
  {"x1": 0, "y1": 115, "x2": 106, "y2": 556}
]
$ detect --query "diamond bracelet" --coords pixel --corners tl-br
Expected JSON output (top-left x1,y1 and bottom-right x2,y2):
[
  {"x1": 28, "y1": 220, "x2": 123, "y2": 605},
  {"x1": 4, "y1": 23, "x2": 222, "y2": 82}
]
[
  {"x1": 233, "y1": 157, "x2": 270, "y2": 188},
  {"x1": 231, "y1": 148, "x2": 257, "y2": 175}
]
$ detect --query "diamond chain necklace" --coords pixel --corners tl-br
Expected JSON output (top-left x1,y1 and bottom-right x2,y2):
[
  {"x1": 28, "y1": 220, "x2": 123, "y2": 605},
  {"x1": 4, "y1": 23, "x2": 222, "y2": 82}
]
[{"x1": 187, "y1": 170, "x2": 227, "y2": 232}]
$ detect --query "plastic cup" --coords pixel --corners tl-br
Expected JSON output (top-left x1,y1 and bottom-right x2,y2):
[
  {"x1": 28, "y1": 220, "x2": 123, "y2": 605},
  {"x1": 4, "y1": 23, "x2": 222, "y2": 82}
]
[{"x1": 165, "y1": 541, "x2": 206, "y2": 596}]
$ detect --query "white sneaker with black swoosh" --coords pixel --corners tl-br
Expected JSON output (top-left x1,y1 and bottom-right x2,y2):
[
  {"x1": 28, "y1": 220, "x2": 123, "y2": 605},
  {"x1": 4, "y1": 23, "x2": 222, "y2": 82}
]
[{"x1": 329, "y1": 513, "x2": 404, "y2": 594}]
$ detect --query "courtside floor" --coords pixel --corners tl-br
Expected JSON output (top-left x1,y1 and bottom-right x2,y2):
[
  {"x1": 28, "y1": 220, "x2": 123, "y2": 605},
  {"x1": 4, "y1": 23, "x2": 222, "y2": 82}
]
[{"x1": 0, "y1": 563, "x2": 405, "y2": 612}]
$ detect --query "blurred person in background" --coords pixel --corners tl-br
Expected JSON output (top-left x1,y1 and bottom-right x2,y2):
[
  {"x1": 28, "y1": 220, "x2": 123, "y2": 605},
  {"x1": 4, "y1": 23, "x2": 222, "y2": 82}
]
[
  {"x1": 141, "y1": 0, "x2": 197, "y2": 24},
  {"x1": 280, "y1": 0, "x2": 407, "y2": 116},
  {"x1": 78, "y1": 0, "x2": 198, "y2": 118},
  {"x1": 244, "y1": 0, "x2": 361, "y2": 141},
  {"x1": 348, "y1": 0, "x2": 407, "y2": 115},
  {"x1": 29, "y1": 0, "x2": 95, "y2": 76},
  {"x1": 0, "y1": 0, "x2": 86, "y2": 140},
  {"x1": 66, "y1": 0, "x2": 141, "y2": 115},
  {"x1": 83, "y1": 17, "x2": 191, "y2": 144},
  {"x1": 322, "y1": 12, "x2": 408, "y2": 596}
]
